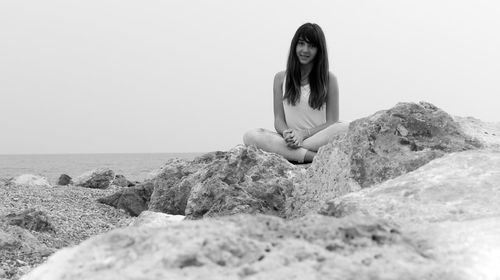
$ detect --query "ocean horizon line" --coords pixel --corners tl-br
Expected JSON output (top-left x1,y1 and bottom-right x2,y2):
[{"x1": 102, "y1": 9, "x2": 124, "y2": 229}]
[{"x1": 0, "y1": 151, "x2": 208, "y2": 156}]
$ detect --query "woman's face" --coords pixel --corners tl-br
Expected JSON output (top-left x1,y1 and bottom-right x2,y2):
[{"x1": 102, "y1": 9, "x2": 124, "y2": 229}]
[{"x1": 295, "y1": 38, "x2": 317, "y2": 65}]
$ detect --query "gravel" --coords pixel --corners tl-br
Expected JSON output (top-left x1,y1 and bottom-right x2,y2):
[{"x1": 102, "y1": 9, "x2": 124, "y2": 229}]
[{"x1": 0, "y1": 178, "x2": 134, "y2": 279}]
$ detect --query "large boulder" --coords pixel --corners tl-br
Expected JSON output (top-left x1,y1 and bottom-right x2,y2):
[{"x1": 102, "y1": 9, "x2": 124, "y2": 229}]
[
  {"x1": 19, "y1": 214, "x2": 459, "y2": 280},
  {"x1": 321, "y1": 149, "x2": 500, "y2": 222},
  {"x1": 145, "y1": 157, "x2": 199, "y2": 215},
  {"x1": 286, "y1": 102, "x2": 483, "y2": 218},
  {"x1": 97, "y1": 181, "x2": 154, "y2": 216},
  {"x1": 8, "y1": 175, "x2": 51, "y2": 188},
  {"x1": 319, "y1": 149, "x2": 500, "y2": 280},
  {"x1": 149, "y1": 145, "x2": 302, "y2": 219},
  {"x1": 73, "y1": 168, "x2": 115, "y2": 189}
]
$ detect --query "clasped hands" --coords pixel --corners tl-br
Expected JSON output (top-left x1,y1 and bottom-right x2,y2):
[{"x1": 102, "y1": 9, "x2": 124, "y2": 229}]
[{"x1": 283, "y1": 129, "x2": 308, "y2": 149}]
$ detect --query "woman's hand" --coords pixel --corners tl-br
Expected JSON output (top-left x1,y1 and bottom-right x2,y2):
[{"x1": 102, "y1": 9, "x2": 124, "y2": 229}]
[{"x1": 283, "y1": 129, "x2": 307, "y2": 149}]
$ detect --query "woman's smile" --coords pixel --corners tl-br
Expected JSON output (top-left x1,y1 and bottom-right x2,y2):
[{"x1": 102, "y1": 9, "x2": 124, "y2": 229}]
[{"x1": 296, "y1": 39, "x2": 317, "y2": 65}]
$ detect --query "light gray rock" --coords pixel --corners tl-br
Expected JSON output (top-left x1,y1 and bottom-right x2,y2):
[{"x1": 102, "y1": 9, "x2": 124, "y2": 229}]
[
  {"x1": 20, "y1": 214, "x2": 456, "y2": 280},
  {"x1": 321, "y1": 149, "x2": 500, "y2": 222},
  {"x1": 319, "y1": 149, "x2": 500, "y2": 280},
  {"x1": 128, "y1": 211, "x2": 184, "y2": 228},
  {"x1": 454, "y1": 116, "x2": 500, "y2": 149},
  {"x1": 8, "y1": 175, "x2": 51, "y2": 188},
  {"x1": 73, "y1": 168, "x2": 114, "y2": 189},
  {"x1": 286, "y1": 102, "x2": 483, "y2": 218}
]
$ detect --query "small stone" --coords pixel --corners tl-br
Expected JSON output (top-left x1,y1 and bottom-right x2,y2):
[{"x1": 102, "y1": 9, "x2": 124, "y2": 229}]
[{"x1": 57, "y1": 174, "x2": 72, "y2": 186}]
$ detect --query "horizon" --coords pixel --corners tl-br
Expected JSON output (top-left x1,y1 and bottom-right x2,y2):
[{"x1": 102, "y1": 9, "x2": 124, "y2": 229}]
[
  {"x1": 2, "y1": 0, "x2": 500, "y2": 154},
  {"x1": 0, "y1": 151, "x2": 207, "y2": 156}
]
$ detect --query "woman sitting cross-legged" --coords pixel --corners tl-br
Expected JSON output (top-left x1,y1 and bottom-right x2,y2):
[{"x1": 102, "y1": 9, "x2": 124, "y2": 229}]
[{"x1": 243, "y1": 23, "x2": 348, "y2": 163}]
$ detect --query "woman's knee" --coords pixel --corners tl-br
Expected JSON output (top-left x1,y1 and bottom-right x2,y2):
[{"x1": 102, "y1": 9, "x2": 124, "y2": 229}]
[
  {"x1": 243, "y1": 128, "x2": 267, "y2": 146},
  {"x1": 302, "y1": 122, "x2": 349, "y2": 151}
]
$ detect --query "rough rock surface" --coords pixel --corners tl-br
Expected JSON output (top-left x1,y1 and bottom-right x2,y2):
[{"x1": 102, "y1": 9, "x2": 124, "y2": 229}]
[
  {"x1": 149, "y1": 145, "x2": 302, "y2": 219},
  {"x1": 147, "y1": 157, "x2": 203, "y2": 215},
  {"x1": 319, "y1": 149, "x2": 500, "y2": 280},
  {"x1": 73, "y1": 168, "x2": 115, "y2": 189},
  {"x1": 8, "y1": 175, "x2": 51, "y2": 188},
  {"x1": 111, "y1": 174, "x2": 134, "y2": 188},
  {"x1": 321, "y1": 149, "x2": 500, "y2": 222},
  {"x1": 454, "y1": 116, "x2": 500, "y2": 148},
  {"x1": 1, "y1": 209, "x2": 55, "y2": 233},
  {"x1": 97, "y1": 182, "x2": 154, "y2": 216},
  {"x1": 286, "y1": 102, "x2": 483, "y2": 218},
  {"x1": 56, "y1": 174, "x2": 72, "y2": 186},
  {"x1": 20, "y1": 214, "x2": 457, "y2": 280}
]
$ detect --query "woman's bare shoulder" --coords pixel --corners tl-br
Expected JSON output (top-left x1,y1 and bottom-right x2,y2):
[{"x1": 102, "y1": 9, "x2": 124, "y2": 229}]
[
  {"x1": 274, "y1": 70, "x2": 286, "y2": 80},
  {"x1": 329, "y1": 71, "x2": 337, "y2": 81},
  {"x1": 274, "y1": 70, "x2": 286, "y2": 87}
]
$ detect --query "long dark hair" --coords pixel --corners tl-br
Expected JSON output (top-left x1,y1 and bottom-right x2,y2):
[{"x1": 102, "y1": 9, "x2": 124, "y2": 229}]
[{"x1": 284, "y1": 23, "x2": 329, "y2": 110}]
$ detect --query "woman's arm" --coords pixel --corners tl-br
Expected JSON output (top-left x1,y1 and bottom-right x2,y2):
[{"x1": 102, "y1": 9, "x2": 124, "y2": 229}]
[
  {"x1": 273, "y1": 71, "x2": 289, "y2": 136},
  {"x1": 293, "y1": 72, "x2": 339, "y2": 142}
]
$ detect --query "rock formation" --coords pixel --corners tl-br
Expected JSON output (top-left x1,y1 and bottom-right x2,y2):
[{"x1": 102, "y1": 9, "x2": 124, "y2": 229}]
[
  {"x1": 97, "y1": 181, "x2": 154, "y2": 216},
  {"x1": 20, "y1": 214, "x2": 459, "y2": 280},
  {"x1": 111, "y1": 174, "x2": 135, "y2": 188},
  {"x1": 20, "y1": 101, "x2": 500, "y2": 279},
  {"x1": 8, "y1": 175, "x2": 51, "y2": 188},
  {"x1": 2, "y1": 209, "x2": 55, "y2": 233},
  {"x1": 73, "y1": 168, "x2": 115, "y2": 189},
  {"x1": 453, "y1": 115, "x2": 500, "y2": 148},
  {"x1": 150, "y1": 145, "x2": 302, "y2": 219},
  {"x1": 321, "y1": 149, "x2": 500, "y2": 222},
  {"x1": 57, "y1": 174, "x2": 72, "y2": 186},
  {"x1": 286, "y1": 102, "x2": 483, "y2": 218},
  {"x1": 101, "y1": 146, "x2": 302, "y2": 218},
  {"x1": 319, "y1": 149, "x2": 500, "y2": 280}
]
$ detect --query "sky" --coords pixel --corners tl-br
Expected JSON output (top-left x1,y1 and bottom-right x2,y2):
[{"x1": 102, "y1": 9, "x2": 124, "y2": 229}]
[{"x1": 1, "y1": 0, "x2": 499, "y2": 154}]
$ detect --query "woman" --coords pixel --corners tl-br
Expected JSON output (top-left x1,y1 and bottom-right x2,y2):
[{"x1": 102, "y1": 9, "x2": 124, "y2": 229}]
[{"x1": 243, "y1": 23, "x2": 347, "y2": 163}]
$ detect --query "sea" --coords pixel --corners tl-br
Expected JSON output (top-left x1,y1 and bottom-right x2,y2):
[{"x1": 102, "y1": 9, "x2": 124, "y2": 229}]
[{"x1": 0, "y1": 153, "x2": 203, "y2": 184}]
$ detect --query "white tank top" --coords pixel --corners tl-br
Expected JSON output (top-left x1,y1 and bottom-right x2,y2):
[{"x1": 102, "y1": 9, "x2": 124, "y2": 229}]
[{"x1": 282, "y1": 76, "x2": 326, "y2": 130}]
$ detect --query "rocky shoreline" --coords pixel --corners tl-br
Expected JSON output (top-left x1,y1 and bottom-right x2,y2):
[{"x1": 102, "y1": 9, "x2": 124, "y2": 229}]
[{"x1": 2, "y1": 102, "x2": 500, "y2": 279}]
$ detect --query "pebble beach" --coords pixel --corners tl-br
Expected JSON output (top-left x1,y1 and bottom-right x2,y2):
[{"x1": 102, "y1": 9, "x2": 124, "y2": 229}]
[{"x1": 0, "y1": 179, "x2": 133, "y2": 279}]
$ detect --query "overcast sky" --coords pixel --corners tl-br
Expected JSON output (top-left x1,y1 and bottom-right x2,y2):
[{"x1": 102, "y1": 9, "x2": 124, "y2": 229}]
[{"x1": 1, "y1": 0, "x2": 499, "y2": 154}]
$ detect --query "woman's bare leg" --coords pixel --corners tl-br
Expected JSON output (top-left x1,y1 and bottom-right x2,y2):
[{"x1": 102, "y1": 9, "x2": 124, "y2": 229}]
[
  {"x1": 243, "y1": 128, "x2": 311, "y2": 163},
  {"x1": 302, "y1": 122, "x2": 349, "y2": 152}
]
